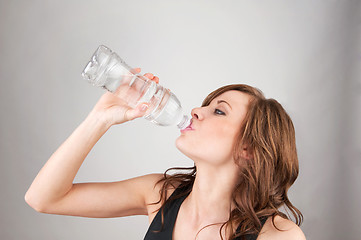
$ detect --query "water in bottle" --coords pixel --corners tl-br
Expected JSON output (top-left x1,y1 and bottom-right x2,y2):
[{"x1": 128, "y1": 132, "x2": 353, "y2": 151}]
[{"x1": 81, "y1": 45, "x2": 190, "y2": 130}]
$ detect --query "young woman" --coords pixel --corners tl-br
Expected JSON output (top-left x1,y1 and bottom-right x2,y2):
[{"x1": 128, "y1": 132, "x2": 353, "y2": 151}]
[{"x1": 25, "y1": 69, "x2": 306, "y2": 240}]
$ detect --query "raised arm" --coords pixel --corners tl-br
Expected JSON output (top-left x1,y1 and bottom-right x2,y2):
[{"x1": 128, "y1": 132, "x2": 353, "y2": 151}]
[{"x1": 25, "y1": 71, "x2": 162, "y2": 218}]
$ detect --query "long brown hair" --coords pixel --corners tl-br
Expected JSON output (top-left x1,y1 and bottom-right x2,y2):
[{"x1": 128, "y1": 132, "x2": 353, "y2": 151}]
[{"x1": 149, "y1": 84, "x2": 303, "y2": 239}]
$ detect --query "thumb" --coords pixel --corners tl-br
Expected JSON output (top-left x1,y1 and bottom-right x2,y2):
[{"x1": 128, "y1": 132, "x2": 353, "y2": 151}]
[{"x1": 124, "y1": 103, "x2": 149, "y2": 121}]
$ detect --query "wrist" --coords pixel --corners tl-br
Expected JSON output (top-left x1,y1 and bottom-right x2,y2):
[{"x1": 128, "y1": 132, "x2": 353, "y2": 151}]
[{"x1": 85, "y1": 111, "x2": 113, "y2": 131}]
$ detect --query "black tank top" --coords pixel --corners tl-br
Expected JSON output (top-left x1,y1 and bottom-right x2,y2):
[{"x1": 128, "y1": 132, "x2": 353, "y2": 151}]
[{"x1": 143, "y1": 185, "x2": 268, "y2": 240}]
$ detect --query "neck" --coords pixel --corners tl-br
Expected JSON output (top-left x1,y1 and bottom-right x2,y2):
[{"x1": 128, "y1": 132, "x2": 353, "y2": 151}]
[{"x1": 183, "y1": 161, "x2": 239, "y2": 224}]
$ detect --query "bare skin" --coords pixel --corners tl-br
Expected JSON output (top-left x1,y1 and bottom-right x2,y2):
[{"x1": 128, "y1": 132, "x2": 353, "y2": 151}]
[
  {"x1": 173, "y1": 90, "x2": 305, "y2": 239},
  {"x1": 25, "y1": 70, "x2": 306, "y2": 240}
]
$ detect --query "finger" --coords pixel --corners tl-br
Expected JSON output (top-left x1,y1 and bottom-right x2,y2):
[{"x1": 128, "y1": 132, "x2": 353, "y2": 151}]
[
  {"x1": 144, "y1": 74, "x2": 159, "y2": 83},
  {"x1": 131, "y1": 68, "x2": 141, "y2": 74},
  {"x1": 144, "y1": 73, "x2": 154, "y2": 79},
  {"x1": 125, "y1": 103, "x2": 149, "y2": 120}
]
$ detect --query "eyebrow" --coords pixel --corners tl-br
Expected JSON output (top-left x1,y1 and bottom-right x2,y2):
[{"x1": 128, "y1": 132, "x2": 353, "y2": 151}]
[{"x1": 217, "y1": 100, "x2": 232, "y2": 110}]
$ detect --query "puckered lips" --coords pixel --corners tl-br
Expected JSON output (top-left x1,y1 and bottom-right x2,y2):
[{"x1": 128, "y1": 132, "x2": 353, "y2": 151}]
[{"x1": 180, "y1": 119, "x2": 194, "y2": 133}]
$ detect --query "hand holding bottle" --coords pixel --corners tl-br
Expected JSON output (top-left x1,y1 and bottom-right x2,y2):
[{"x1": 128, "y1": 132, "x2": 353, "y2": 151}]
[
  {"x1": 88, "y1": 68, "x2": 160, "y2": 126},
  {"x1": 82, "y1": 45, "x2": 190, "y2": 129}
]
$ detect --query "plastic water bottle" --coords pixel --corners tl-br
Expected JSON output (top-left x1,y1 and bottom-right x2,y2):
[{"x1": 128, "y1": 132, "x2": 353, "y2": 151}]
[{"x1": 82, "y1": 45, "x2": 190, "y2": 130}]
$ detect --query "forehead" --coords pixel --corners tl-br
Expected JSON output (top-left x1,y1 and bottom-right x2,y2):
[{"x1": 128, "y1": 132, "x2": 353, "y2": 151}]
[{"x1": 211, "y1": 90, "x2": 251, "y2": 107}]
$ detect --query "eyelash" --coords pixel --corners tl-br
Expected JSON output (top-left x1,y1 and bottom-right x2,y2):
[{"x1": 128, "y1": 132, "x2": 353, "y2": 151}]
[{"x1": 214, "y1": 109, "x2": 225, "y2": 115}]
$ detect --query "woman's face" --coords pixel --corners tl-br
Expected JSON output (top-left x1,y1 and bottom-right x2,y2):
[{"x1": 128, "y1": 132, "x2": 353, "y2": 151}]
[{"x1": 175, "y1": 90, "x2": 251, "y2": 166}]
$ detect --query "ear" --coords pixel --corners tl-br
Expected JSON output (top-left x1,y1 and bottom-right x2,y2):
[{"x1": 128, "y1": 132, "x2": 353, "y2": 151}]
[{"x1": 240, "y1": 145, "x2": 253, "y2": 161}]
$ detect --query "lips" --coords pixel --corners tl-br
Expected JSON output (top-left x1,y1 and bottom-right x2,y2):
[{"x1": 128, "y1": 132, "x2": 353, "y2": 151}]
[
  {"x1": 186, "y1": 119, "x2": 193, "y2": 130},
  {"x1": 181, "y1": 119, "x2": 194, "y2": 132}
]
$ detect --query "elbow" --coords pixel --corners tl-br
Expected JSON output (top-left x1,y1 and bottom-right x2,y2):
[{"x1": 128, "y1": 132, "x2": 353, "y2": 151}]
[{"x1": 24, "y1": 191, "x2": 48, "y2": 213}]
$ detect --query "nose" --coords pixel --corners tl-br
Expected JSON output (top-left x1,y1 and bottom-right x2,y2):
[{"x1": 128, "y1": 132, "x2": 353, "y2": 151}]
[{"x1": 191, "y1": 107, "x2": 203, "y2": 120}]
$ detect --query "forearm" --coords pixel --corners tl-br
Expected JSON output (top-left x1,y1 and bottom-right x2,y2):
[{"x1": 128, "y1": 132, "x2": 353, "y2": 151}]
[{"x1": 25, "y1": 113, "x2": 111, "y2": 208}]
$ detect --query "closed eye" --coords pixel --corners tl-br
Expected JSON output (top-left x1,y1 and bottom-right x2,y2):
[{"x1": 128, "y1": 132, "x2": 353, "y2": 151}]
[{"x1": 214, "y1": 109, "x2": 225, "y2": 115}]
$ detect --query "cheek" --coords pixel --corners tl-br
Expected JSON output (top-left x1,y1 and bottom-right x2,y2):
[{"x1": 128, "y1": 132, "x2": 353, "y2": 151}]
[
  {"x1": 175, "y1": 125, "x2": 237, "y2": 163},
  {"x1": 204, "y1": 129, "x2": 235, "y2": 161},
  {"x1": 208, "y1": 124, "x2": 236, "y2": 146}
]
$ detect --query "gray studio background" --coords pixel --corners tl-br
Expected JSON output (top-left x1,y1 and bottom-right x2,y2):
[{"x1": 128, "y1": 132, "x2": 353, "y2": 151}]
[{"x1": 0, "y1": 1, "x2": 360, "y2": 240}]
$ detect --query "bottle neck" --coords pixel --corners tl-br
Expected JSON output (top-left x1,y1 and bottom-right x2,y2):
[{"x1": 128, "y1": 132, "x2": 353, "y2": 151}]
[{"x1": 177, "y1": 115, "x2": 191, "y2": 130}]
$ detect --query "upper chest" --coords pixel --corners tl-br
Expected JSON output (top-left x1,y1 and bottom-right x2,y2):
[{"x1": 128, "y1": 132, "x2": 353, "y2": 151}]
[{"x1": 172, "y1": 204, "x2": 227, "y2": 240}]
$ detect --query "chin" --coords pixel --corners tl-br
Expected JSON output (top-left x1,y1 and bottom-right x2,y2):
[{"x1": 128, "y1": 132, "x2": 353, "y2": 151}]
[
  {"x1": 175, "y1": 137, "x2": 195, "y2": 160},
  {"x1": 175, "y1": 136, "x2": 185, "y2": 152}
]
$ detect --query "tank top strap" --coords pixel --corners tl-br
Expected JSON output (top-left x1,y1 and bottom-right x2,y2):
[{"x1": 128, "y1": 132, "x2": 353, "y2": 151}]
[
  {"x1": 235, "y1": 216, "x2": 269, "y2": 240},
  {"x1": 143, "y1": 184, "x2": 191, "y2": 240}
]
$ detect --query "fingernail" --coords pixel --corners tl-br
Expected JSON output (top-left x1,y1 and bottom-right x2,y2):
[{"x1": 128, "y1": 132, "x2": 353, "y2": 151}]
[{"x1": 141, "y1": 104, "x2": 149, "y2": 111}]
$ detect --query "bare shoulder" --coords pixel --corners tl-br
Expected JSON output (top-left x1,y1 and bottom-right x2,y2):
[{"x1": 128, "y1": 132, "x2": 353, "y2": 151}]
[
  {"x1": 141, "y1": 173, "x2": 180, "y2": 196},
  {"x1": 143, "y1": 173, "x2": 181, "y2": 221},
  {"x1": 258, "y1": 215, "x2": 306, "y2": 240}
]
